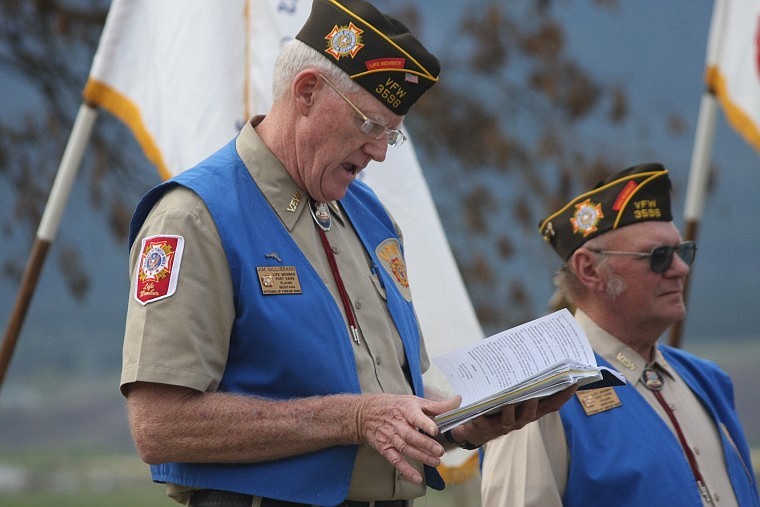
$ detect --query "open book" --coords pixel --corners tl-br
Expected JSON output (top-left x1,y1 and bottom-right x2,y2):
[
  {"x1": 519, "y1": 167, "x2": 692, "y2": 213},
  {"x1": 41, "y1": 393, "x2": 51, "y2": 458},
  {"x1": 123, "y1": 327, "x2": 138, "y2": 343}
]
[{"x1": 433, "y1": 308, "x2": 625, "y2": 432}]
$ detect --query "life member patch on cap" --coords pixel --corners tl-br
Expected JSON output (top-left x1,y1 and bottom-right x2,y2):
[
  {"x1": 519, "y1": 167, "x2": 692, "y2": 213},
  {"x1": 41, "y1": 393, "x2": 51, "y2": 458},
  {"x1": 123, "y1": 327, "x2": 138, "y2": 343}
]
[
  {"x1": 375, "y1": 238, "x2": 412, "y2": 302},
  {"x1": 134, "y1": 235, "x2": 184, "y2": 305}
]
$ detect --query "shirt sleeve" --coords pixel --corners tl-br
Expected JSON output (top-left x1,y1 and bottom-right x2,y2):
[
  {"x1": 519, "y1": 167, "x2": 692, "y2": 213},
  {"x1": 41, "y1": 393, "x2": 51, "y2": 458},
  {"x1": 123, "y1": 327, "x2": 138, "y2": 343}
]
[
  {"x1": 480, "y1": 411, "x2": 568, "y2": 507},
  {"x1": 121, "y1": 186, "x2": 235, "y2": 395}
]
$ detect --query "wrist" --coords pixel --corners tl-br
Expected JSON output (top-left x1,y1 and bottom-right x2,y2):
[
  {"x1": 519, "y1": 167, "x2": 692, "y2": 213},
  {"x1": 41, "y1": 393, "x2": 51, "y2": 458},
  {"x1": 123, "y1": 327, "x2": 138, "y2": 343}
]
[{"x1": 443, "y1": 429, "x2": 480, "y2": 450}]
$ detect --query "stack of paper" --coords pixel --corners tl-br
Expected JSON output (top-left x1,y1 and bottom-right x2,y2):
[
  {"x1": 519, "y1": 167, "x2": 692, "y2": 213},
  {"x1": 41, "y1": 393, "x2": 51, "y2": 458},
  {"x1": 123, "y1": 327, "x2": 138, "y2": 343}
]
[{"x1": 433, "y1": 309, "x2": 625, "y2": 432}]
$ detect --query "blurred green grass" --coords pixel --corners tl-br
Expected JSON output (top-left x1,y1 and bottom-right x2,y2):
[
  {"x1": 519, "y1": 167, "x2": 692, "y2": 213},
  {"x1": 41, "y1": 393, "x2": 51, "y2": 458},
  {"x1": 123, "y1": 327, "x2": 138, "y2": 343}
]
[
  {"x1": 0, "y1": 452, "x2": 482, "y2": 507},
  {"x1": 0, "y1": 454, "x2": 167, "y2": 507},
  {"x1": 1, "y1": 449, "x2": 757, "y2": 507},
  {"x1": 1, "y1": 488, "x2": 167, "y2": 507}
]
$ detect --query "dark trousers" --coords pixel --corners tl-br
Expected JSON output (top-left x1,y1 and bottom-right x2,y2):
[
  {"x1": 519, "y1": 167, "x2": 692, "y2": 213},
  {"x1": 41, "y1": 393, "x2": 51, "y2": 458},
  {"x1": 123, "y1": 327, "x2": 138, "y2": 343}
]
[{"x1": 187, "y1": 489, "x2": 410, "y2": 507}]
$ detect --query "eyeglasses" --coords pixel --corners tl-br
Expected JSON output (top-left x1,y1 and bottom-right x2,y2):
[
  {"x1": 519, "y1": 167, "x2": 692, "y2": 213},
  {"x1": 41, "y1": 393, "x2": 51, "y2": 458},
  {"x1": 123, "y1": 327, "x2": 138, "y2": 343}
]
[
  {"x1": 318, "y1": 74, "x2": 407, "y2": 147},
  {"x1": 587, "y1": 241, "x2": 697, "y2": 274}
]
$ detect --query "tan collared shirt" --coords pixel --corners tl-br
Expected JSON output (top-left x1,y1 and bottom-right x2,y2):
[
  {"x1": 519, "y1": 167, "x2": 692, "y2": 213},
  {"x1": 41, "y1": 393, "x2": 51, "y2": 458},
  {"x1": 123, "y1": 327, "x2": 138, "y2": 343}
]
[
  {"x1": 122, "y1": 118, "x2": 429, "y2": 500},
  {"x1": 480, "y1": 309, "x2": 739, "y2": 507}
]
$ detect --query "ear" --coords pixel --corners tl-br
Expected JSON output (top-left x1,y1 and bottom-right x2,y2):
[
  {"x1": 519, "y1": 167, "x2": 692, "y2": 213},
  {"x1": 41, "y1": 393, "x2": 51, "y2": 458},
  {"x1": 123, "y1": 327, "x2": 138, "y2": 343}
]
[
  {"x1": 291, "y1": 70, "x2": 320, "y2": 116},
  {"x1": 570, "y1": 248, "x2": 606, "y2": 293}
]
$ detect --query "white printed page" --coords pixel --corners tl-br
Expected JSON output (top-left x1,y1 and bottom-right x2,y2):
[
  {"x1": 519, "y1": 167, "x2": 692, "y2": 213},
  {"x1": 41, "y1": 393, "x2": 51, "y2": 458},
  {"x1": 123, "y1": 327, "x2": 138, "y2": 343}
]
[{"x1": 432, "y1": 309, "x2": 595, "y2": 406}]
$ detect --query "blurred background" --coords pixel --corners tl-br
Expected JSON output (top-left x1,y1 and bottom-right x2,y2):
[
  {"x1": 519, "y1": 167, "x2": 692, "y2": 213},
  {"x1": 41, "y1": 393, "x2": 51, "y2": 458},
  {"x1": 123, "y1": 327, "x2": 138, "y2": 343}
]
[{"x1": 1, "y1": 0, "x2": 758, "y2": 505}]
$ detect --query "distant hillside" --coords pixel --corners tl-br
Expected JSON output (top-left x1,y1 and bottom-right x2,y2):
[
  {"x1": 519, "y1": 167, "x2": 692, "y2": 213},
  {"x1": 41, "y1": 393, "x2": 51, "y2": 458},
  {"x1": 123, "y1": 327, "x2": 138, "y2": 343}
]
[{"x1": 0, "y1": 378, "x2": 133, "y2": 455}]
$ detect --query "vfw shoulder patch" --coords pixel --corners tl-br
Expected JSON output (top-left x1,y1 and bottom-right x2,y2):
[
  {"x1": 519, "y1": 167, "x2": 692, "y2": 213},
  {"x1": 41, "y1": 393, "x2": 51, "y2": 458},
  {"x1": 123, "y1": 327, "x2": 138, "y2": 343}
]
[
  {"x1": 134, "y1": 235, "x2": 185, "y2": 305},
  {"x1": 376, "y1": 238, "x2": 412, "y2": 302}
]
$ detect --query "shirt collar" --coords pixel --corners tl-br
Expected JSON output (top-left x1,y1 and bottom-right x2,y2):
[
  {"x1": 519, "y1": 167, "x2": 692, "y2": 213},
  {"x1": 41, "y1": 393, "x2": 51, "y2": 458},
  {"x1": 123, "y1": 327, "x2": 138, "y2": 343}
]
[
  {"x1": 235, "y1": 117, "x2": 345, "y2": 230},
  {"x1": 573, "y1": 309, "x2": 675, "y2": 385}
]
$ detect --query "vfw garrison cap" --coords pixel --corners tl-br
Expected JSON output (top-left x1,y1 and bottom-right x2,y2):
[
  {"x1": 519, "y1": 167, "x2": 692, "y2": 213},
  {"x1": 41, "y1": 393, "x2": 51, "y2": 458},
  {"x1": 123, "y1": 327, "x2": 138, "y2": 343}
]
[
  {"x1": 296, "y1": 0, "x2": 440, "y2": 115},
  {"x1": 539, "y1": 163, "x2": 673, "y2": 260}
]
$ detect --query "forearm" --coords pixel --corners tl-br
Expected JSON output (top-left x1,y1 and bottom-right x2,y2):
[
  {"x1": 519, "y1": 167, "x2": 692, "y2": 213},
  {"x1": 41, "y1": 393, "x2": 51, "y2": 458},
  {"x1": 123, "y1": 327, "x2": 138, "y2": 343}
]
[
  {"x1": 127, "y1": 382, "x2": 363, "y2": 464},
  {"x1": 129, "y1": 381, "x2": 457, "y2": 484}
]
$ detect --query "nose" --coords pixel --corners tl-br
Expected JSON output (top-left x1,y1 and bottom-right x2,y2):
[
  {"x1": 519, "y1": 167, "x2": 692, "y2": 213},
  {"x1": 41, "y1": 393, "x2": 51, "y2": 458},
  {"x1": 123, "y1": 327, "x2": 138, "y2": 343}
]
[
  {"x1": 666, "y1": 251, "x2": 691, "y2": 276},
  {"x1": 363, "y1": 137, "x2": 388, "y2": 163}
]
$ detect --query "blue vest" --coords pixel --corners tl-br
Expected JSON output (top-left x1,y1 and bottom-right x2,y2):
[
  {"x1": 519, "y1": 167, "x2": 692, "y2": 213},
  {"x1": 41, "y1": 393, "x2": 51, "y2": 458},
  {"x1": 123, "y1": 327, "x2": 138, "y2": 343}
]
[
  {"x1": 560, "y1": 347, "x2": 759, "y2": 506},
  {"x1": 128, "y1": 139, "x2": 444, "y2": 505}
]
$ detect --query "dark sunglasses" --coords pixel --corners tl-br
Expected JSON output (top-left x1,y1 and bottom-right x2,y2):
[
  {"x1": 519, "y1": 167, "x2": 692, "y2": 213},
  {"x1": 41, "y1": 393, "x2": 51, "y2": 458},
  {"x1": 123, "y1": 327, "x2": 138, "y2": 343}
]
[{"x1": 588, "y1": 241, "x2": 697, "y2": 274}]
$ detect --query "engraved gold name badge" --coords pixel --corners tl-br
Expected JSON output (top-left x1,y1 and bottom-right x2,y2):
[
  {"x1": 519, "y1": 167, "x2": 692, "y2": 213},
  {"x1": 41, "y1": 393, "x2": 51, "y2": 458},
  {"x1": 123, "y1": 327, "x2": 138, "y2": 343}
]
[
  {"x1": 256, "y1": 266, "x2": 302, "y2": 295},
  {"x1": 576, "y1": 387, "x2": 622, "y2": 416}
]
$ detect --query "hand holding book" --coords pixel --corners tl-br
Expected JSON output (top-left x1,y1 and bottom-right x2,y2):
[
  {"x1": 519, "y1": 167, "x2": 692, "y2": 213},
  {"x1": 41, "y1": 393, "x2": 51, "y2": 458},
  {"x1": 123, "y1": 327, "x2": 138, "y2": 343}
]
[{"x1": 432, "y1": 308, "x2": 626, "y2": 433}]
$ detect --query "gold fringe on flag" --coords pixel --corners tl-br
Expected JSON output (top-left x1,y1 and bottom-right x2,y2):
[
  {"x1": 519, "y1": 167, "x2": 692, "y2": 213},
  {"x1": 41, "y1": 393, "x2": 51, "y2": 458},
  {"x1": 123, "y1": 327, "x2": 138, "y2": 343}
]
[{"x1": 436, "y1": 452, "x2": 480, "y2": 484}]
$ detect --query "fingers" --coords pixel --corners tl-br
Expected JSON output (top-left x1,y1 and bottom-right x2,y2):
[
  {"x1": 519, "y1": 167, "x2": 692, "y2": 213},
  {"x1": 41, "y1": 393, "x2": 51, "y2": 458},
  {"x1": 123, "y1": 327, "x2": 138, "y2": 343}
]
[
  {"x1": 377, "y1": 444, "x2": 425, "y2": 484},
  {"x1": 358, "y1": 394, "x2": 446, "y2": 483},
  {"x1": 512, "y1": 398, "x2": 539, "y2": 430},
  {"x1": 379, "y1": 415, "x2": 444, "y2": 462},
  {"x1": 497, "y1": 403, "x2": 516, "y2": 431},
  {"x1": 503, "y1": 386, "x2": 578, "y2": 431},
  {"x1": 494, "y1": 398, "x2": 538, "y2": 432},
  {"x1": 450, "y1": 387, "x2": 579, "y2": 450},
  {"x1": 418, "y1": 395, "x2": 461, "y2": 431},
  {"x1": 377, "y1": 430, "x2": 442, "y2": 483},
  {"x1": 536, "y1": 385, "x2": 579, "y2": 417}
]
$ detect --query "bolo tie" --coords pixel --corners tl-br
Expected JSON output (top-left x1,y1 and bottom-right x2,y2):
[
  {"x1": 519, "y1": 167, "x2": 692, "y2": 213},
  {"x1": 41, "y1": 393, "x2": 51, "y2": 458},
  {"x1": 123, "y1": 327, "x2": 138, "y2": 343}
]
[
  {"x1": 641, "y1": 366, "x2": 713, "y2": 503},
  {"x1": 309, "y1": 199, "x2": 361, "y2": 345}
]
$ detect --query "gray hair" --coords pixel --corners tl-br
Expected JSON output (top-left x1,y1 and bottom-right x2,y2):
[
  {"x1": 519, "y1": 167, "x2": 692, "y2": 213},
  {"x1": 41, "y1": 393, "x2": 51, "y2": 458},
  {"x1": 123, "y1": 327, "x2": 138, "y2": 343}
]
[
  {"x1": 553, "y1": 263, "x2": 581, "y2": 305},
  {"x1": 272, "y1": 39, "x2": 360, "y2": 100}
]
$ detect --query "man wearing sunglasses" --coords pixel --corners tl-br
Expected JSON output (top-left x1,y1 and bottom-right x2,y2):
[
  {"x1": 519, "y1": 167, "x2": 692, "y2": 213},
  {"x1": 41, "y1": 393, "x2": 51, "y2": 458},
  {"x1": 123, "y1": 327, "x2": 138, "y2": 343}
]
[{"x1": 481, "y1": 163, "x2": 759, "y2": 507}]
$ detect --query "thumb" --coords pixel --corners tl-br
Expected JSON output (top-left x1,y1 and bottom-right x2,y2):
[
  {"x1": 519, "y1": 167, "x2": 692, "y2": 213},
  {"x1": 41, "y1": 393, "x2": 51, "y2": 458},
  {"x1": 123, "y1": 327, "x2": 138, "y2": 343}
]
[{"x1": 422, "y1": 394, "x2": 463, "y2": 417}]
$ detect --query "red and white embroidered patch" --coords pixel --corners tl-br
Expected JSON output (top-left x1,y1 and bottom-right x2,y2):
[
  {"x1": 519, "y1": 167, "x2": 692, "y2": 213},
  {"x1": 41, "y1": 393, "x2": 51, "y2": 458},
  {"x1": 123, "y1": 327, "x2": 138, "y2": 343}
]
[{"x1": 134, "y1": 235, "x2": 185, "y2": 305}]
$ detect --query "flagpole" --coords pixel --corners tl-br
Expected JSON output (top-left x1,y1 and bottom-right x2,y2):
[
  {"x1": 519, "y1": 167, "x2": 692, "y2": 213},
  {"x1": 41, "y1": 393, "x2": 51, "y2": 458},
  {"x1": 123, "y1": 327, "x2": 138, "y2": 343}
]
[
  {"x1": 668, "y1": 92, "x2": 718, "y2": 347},
  {"x1": 0, "y1": 103, "x2": 98, "y2": 393},
  {"x1": 668, "y1": 0, "x2": 729, "y2": 348}
]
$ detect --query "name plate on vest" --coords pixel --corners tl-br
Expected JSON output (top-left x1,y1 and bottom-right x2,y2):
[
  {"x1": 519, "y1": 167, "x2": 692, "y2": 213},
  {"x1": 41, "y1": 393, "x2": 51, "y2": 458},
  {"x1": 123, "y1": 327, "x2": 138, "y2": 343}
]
[
  {"x1": 576, "y1": 387, "x2": 622, "y2": 416},
  {"x1": 257, "y1": 266, "x2": 302, "y2": 295}
]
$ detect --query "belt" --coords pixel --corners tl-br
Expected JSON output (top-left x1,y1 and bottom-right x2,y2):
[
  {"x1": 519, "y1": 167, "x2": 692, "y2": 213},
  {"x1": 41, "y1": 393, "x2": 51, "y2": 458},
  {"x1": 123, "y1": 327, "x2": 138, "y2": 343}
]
[{"x1": 187, "y1": 489, "x2": 410, "y2": 507}]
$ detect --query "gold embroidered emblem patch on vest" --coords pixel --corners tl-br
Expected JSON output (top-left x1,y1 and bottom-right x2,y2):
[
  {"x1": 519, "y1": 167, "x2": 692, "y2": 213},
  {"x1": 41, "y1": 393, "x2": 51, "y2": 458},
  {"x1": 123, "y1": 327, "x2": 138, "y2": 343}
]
[{"x1": 376, "y1": 238, "x2": 412, "y2": 302}]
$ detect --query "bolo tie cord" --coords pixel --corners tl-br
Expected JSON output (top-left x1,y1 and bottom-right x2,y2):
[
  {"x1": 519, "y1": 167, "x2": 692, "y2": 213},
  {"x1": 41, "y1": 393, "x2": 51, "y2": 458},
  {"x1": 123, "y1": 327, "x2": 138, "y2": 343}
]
[
  {"x1": 642, "y1": 367, "x2": 713, "y2": 503},
  {"x1": 311, "y1": 200, "x2": 361, "y2": 345}
]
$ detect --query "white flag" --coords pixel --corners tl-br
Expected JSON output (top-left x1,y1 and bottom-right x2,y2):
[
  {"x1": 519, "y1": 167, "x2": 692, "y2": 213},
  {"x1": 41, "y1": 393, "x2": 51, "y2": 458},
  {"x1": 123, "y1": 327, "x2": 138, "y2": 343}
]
[
  {"x1": 705, "y1": 0, "x2": 760, "y2": 151},
  {"x1": 84, "y1": 0, "x2": 482, "y2": 477}
]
